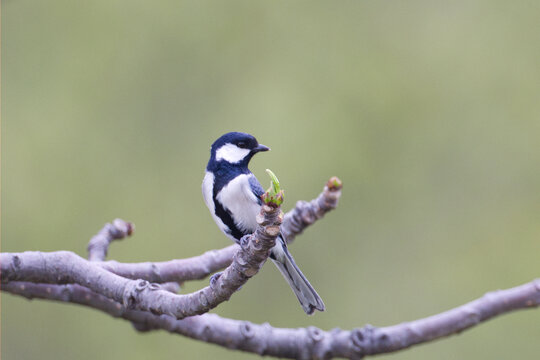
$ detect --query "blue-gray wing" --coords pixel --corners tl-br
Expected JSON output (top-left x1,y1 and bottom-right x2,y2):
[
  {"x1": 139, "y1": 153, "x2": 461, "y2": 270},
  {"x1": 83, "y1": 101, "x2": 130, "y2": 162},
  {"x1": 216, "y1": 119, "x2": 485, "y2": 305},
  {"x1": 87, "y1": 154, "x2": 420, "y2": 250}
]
[{"x1": 248, "y1": 175, "x2": 265, "y2": 205}]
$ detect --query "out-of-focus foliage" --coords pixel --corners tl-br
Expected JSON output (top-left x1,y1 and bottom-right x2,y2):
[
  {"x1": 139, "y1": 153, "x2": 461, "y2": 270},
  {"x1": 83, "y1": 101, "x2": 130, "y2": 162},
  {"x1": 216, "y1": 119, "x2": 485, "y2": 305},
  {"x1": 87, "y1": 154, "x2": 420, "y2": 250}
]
[{"x1": 2, "y1": 1, "x2": 540, "y2": 359}]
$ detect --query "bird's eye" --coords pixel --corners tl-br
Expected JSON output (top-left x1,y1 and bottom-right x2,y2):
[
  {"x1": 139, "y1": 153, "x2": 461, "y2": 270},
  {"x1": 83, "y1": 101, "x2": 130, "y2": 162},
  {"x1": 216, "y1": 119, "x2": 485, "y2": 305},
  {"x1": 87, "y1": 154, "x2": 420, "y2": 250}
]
[{"x1": 237, "y1": 142, "x2": 247, "y2": 149}]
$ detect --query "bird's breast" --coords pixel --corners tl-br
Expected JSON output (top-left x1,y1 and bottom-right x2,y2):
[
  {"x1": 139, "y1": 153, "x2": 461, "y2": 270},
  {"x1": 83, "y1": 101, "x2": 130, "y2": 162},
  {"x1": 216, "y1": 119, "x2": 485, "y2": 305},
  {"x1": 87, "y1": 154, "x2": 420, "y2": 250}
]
[{"x1": 216, "y1": 174, "x2": 261, "y2": 234}]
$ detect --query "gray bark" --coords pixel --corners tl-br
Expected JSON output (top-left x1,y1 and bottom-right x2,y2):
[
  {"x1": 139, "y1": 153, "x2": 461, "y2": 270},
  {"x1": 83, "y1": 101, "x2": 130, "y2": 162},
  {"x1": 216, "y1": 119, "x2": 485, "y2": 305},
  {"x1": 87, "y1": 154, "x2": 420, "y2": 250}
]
[{"x1": 5, "y1": 179, "x2": 538, "y2": 358}]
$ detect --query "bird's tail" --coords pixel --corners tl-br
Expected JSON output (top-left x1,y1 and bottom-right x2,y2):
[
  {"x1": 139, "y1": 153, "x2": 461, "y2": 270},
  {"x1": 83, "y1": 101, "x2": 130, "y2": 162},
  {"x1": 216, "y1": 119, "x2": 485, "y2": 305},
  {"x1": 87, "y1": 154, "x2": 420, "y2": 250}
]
[{"x1": 270, "y1": 237, "x2": 325, "y2": 315}]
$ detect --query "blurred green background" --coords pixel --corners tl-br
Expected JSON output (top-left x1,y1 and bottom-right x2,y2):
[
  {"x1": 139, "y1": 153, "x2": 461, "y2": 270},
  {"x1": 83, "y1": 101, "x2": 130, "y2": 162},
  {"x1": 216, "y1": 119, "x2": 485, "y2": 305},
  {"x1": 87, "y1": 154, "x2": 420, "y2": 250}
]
[{"x1": 2, "y1": 1, "x2": 540, "y2": 359}]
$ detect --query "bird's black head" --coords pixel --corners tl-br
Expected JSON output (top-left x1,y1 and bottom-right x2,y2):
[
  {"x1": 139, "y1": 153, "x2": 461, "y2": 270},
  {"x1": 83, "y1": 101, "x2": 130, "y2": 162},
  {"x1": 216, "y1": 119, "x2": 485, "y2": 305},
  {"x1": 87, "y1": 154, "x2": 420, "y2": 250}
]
[{"x1": 207, "y1": 132, "x2": 270, "y2": 170}]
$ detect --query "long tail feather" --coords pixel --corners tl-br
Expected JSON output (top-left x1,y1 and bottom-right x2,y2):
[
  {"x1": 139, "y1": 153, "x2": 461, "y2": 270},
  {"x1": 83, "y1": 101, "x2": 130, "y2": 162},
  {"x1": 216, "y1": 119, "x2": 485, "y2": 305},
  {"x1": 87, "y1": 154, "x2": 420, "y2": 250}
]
[{"x1": 270, "y1": 237, "x2": 325, "y2": 315}]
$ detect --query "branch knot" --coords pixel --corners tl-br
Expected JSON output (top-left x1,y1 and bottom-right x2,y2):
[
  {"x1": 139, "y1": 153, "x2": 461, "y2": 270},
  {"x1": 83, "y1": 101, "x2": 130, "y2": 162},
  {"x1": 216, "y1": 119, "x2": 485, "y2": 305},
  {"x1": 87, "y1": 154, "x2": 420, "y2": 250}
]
[
  {"x1": 307, "y1": 326, "x2": 324, "y2": 342},
  {"x1": 122, "y1": 280, "x2": 149, "y2": 309},
  {"x1": 351, "y1": 324, "x2": 376, "y2": 355},
  {"x1": 240, "y1": 321, "x2": 255, "y2": 339},
  {"x1": 209, "y1": 272, "x2": 222, "y2": 289}
]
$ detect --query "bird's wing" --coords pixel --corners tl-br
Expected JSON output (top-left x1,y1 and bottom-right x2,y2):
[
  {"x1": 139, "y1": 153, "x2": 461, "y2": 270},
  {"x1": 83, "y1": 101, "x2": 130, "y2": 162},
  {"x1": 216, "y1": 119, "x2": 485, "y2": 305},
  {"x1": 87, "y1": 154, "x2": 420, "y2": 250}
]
[{"x1": 248, "y1": 175, "x2": 265, "y2": 205}]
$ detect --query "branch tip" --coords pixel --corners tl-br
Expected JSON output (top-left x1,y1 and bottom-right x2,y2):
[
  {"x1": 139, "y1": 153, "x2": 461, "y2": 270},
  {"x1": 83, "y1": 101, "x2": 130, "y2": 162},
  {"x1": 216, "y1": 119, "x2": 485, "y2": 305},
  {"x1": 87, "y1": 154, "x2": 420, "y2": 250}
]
[
  {"x1": 327, "y1": 176, "x2": 343, "y2": 191},
  {"x1": 87, "y1": 219, "x2": 135, "y2": 262}
]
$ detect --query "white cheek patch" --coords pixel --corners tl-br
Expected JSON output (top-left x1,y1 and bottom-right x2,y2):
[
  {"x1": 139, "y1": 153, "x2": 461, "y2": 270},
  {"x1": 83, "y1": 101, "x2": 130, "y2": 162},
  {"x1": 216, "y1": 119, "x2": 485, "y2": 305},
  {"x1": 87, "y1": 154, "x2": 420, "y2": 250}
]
[{"x1": 215, "y1": 144, "x2": 250, "y2": 163}]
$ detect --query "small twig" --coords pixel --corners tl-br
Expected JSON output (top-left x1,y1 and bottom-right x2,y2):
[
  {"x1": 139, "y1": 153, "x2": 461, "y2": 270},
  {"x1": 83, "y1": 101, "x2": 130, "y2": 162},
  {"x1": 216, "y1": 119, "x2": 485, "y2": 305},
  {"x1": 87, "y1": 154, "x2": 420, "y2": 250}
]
[
  {"x1": 87, "y1": 219, "x2": 133, "y2": 261},
  {"x1": 281, "y1": 177, "x2": 342, "y2": 243},
  {"x1": 4, "y1": 279, "x2": 540, "y2": 359},
  {"x1": 87, "y1": 218, "x2": 181, "y2": 296},
  {"x1": 86, "y1": 218, "x2": 179, "y2": 329}
]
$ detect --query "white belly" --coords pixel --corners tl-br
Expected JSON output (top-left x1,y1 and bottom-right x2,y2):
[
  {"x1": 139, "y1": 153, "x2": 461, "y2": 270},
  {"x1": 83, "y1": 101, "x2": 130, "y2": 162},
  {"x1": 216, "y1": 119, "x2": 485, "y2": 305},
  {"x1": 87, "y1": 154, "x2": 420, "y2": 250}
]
[
  {"x1": 216, "y1": 174, "x2": 261, "y2": 233},
  {"x1": 202, "y1": 172, "x2": 261, "y2": 239}
]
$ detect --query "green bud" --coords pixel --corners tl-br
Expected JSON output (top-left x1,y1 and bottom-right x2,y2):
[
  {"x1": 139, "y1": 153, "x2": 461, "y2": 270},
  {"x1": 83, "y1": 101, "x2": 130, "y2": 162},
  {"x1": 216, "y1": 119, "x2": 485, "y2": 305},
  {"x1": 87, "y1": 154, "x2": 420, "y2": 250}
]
[
  {"x1": 327, "y1": 176, "x2": 343, "y2": 190},
  {"x1": 262, "y1": 169, "x2": 285, "y2": 207}
]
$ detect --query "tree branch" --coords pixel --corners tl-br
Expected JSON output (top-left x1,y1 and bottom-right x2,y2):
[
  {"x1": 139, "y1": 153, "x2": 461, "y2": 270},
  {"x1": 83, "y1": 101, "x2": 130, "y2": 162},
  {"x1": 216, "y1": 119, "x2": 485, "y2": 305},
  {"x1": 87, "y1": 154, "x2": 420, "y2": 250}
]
[
  {"x1": 5, "y1": 177, "x2": 538, "y2": 358},
  {"x1": 1, "y1": 204, "x2": 282, "y2": 319},
  {"x1": 281, "y1": 176, "x2": 343, "y2": 243},
  {"x1": 94, "y1": 179, "x2": 342, "y2": 283},
  {"x1": 87, "y1": 219, "x2": 134, "y2": 261},
  {"x1": 97, "y1": 245, "x2": 238, "y2": 283},
  {"x1": 4, "y1": 279, "x2": 539, "y2": 359}
]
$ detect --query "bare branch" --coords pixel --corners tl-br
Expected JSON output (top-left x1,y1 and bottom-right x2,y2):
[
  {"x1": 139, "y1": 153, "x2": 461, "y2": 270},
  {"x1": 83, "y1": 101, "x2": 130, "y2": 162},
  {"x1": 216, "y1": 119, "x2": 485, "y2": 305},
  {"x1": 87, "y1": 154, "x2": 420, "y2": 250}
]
[
  {"x1": 2, "y1": 176, "x2": 539, "y2": 358},
  {"x1": 98, "y1": 245, "x2": 237, "y2": 283},
  {"x1": 87, "y1": 219, "x2": 134, "y2": 261},
  {"x1": 4, "y1": 279, "x2": 540, "y2": 359},
  {"x1": 281, "y1": 176, "x2": 343, "y2": 244},
  {"x1": 86, "y1": 218, "x2": 177, "y2": 330},
  {"x1": 1, "y1": 204, "x2": 282, "y2": 319},
  {"x1": 95, "y1": 178, "x2": 342, "y2": 283},
  {"x1": 87, "y1": 218, "x2": 182, "y2": 298}
]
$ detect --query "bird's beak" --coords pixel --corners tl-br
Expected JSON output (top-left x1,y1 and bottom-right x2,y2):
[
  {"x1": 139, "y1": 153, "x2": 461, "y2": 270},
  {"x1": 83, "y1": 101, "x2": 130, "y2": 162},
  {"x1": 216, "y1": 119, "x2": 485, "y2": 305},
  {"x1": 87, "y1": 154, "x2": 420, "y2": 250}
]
[{"x1": 253, "y1": 144, "x2": 270, "y2": 153}]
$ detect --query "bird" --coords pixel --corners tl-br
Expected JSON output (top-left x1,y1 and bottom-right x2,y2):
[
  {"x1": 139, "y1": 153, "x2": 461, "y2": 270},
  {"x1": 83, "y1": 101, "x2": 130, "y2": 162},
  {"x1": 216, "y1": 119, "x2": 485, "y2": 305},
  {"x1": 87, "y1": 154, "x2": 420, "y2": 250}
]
[{"x1": 202, "y1": 132, "x2": 325, "y2": 315}]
